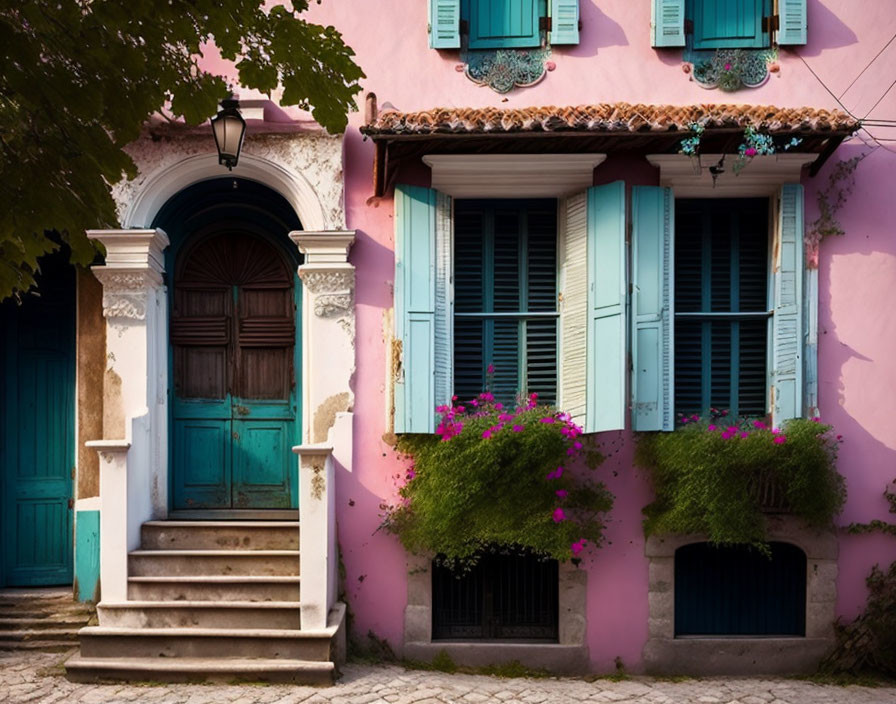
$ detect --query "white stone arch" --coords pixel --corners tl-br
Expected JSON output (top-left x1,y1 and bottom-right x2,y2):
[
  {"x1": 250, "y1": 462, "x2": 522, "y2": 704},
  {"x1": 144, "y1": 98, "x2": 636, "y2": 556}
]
[{"x1": 121, "y1": 152, "x2": 327, "y2": 231}]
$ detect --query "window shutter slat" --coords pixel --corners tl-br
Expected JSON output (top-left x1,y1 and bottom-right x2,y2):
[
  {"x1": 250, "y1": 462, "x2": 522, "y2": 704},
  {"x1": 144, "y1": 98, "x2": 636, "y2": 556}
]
[
  {"x1": 651, "y1": 0, "x2": 686, "y2": 47},
  {"x1": 771, "y1": 184, "x2": 804, "y2": 425},
  {"x1": 632, "y1": 186, "x2": 675, "y2": 431},
  {"x1": 559, "y1": 193, "x2": 588, "y2": 427},
  {"x1": 550, "y1": 0, "x2": 580, "y2": 45},
  {"x1": 429, "y1": 0, "x2": 461, "y2": 49},
  {"x1": 434, "y1": 192, "x2": 454, "y2": 420},
  {"x1": 692, "y1": 0, "x2": 767, "y2": 50},
  {"x1": 394, "y1": 185, "x2": 437, "y2": 433},
  {"x1": 776, "y1": 0, "x2": 807, "y2": 45},
  {"x1": 586, "y1": 182, "x2": 627, "y2": 433}
]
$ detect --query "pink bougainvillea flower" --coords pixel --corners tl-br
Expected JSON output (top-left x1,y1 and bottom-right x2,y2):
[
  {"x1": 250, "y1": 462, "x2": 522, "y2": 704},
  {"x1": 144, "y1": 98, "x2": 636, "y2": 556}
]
[
  {"x1": 773, "y1": 435, "x2": 787, "y2": 444},
  {"x1": 556, "y1": 489, "x2": 568, "y2": 498},
  {"x1": 546, "y1": 466, "x2": 564, "y2": 480},
  {"x1": 811, "y1": 416, "x2": 821, "y2": 422},
  {"x1": 481, "y1": 430, "x2": 491, "y2": 439},
  {"x1": 708, "y1": 424, "x2": 717, "y2": 431},
  {"x1": 495, "y1": 402, "x2": 504, "y2": 410},
  {"x1": 539, "y1": 417, "x2": 555, "y2": 424},
  {"x1": 512, "y1": 424, "x2": 524, "y2": 433},
  {"x1": 836, "y1": 434, "x2": 843, "y2": 441},
  {"x1": 406, "y1": 469, "x2": 416, "y2": 480},
  {"x1": 681, "y1": 418, "x2": 690, "y2": 424},
  {"x1": 745, "y1": 147, "x2": 758, "y2": 157},
  {"x1": 724, "y1": 62, "x2": 732, "y2": 70},
  {"x1": 470, "y1": 399, "x2": 479, "y2": 407},
  {"x1": 571, "y1": 539, "x2": 586, "y2": 555},
  {"x1": 740, "y1": 432, "x2": 749, "y2": 439},
  {"x1": 772, "y1": 427, "x2": 781, "y2": 435},
  {"x1": 487, "y1": 364, "x2": 495, "y2": 374},
  {"x1": 753, "y1": 420, "x2": 766, "y2": 429},
  {"x1": 552, "y1": 507, "x2": 566, "y2": 523}
]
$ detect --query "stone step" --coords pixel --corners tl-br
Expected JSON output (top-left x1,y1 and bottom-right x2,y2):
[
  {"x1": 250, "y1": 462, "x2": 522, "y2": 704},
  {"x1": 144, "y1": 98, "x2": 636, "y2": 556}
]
[
  {"x1": 0, "y1": 629, "x2": 80, "y2": 642},
  {"x1": 97, "y1": 601, "x2": 302, "y2": 629},
  {"x1": 128, "y1": 575, "x2": 301, "y2": 602},
  {"x1": 0, "y1": 639, "x2": 78, "y2": 653},
  {"x1": 141, "y1": 521, "x2": 300, "y2": 551},
  {"x1": 78, "y1": 626, "x2": 333, "y2": 660},
  {"x1": 0, "y1": 617, "x2": 90, "y2": 631},
  {"x1": 128, "y1": 550, "x2": 300, "y2": 577},
  {"x1": 65, "y1": 654, "x2": 334, "y2": 685}
]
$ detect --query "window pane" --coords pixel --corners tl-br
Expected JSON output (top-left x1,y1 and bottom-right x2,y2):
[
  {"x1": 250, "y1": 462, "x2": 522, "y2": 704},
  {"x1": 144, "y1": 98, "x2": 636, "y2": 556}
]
[
  {"x1": 453, "y1": 200, "x2": 557, "y2": 406},
  {"x1": 675, "y1": 542, "x2": 806, "y2": 636},
  {"x1": 674, "y1": 199, "x2": 769, "y2": 418}
]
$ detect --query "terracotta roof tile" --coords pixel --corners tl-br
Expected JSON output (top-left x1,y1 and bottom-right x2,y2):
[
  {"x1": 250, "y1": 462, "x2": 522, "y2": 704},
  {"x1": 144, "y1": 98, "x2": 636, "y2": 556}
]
[{"x1": 361, "y1": 102, "x2": 859, "y2": 137}]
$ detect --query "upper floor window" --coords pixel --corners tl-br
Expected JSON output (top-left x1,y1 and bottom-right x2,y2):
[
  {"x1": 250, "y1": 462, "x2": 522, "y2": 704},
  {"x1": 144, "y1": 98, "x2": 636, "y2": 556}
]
[
  {"x1": 689, "y1": 0, "x2": 770, "y2": 50},
  {"x1": 429, "y1": 0, "x2": 580, "y2": 49},
  {"x1": 651, "y1": 0, "x2": 807, "y2": 48}
]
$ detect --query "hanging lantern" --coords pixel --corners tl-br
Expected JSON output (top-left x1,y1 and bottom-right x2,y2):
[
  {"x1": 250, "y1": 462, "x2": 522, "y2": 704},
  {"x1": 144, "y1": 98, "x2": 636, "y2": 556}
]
[{"x1": 211, "y1": 98, "x2": 246, "y2": 170}]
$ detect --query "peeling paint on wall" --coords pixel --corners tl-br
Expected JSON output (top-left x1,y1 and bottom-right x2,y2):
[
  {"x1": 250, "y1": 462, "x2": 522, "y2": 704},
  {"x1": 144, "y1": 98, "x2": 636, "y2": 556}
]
[{"x1": 313, "y1": 392, "x2": 352, "y2": 443}]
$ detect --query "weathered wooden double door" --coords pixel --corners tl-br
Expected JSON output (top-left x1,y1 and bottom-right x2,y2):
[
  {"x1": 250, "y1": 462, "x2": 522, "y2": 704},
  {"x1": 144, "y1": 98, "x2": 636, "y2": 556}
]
[{"x1": 171, "y1": 230, "x2": 299, "y2": 511}]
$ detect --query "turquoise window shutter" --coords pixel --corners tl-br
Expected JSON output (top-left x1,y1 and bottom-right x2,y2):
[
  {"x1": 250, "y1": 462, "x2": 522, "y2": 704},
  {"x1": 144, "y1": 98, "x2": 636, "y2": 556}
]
[
  {"x1": 468, "y1": 0, "x2": 542, "y2": 49},
  {"x1": 394, "y1": 185, "x2": 438, "y2": 433},
  {"x1": 776, "y1": 0, "x2": 807, "y2": 45},
  {"x1": 771, "y1": 184, "x2": 804, "y2": 426},
  {"x1": 586, "y1": 182, "x2": 627, "y2": 433},
  {"x1": 429, "y1": 0, "x2": 461, "y2": 49},
  {"x1": 691, "y1": 0, "x2": 768, "y2": 50},
  {"x1": 631, "y1": 186, "x2": 675, "y2": 431},
  {"x1": 550, "y1": 0, "x2": 579, "y2": 45},
  {"x1": 651, "y1": 0, "x2": 686, "y2": 47}
]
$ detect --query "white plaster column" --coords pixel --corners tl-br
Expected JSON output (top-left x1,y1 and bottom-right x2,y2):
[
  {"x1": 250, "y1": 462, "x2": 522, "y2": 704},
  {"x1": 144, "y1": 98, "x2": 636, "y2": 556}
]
[
  {"x1": 86, "y1": 228, "x2": 169, "y2": 603},
  {"x1": 290, "y1": 230, "x2": 355, "y2": 631},
  {"x1": 290, "y1": 231, "x2": 356, "y2": 448}
]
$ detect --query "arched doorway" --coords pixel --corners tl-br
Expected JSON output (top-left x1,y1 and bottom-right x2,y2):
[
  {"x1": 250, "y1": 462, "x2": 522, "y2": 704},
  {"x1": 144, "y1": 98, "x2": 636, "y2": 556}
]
[{"x1": 153, "y1": 178, "x2": 302, "y2": 513}]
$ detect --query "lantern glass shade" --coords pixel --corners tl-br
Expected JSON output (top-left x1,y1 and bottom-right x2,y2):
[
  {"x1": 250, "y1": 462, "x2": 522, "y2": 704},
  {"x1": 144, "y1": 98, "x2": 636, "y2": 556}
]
[{"x1": 211, "y1": 100, "x2": 246, "y2": 170}]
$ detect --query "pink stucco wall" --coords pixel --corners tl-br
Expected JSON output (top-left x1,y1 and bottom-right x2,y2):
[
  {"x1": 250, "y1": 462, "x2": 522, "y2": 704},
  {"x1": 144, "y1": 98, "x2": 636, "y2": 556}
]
[{"x1": 225, "y1": 1, "x2": 896, "y2": 670}]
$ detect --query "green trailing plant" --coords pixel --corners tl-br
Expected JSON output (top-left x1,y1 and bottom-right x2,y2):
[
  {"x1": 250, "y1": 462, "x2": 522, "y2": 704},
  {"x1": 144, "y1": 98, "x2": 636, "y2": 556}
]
[
  {"x1": 821, "y1": 561, "x2": 896, "y2": 677},
  {"x1": 809, "y1": 154, "x2": 866, "y2": 242},
  {"x1": 846, "y1": 481, "x2": 896, "y2": 536},
  {"x1": 637, "y1": 412, "x2": 845, "y2": 548},
  {"x1": 382, "y1": 385, "x2": 613, "y2": 567}
]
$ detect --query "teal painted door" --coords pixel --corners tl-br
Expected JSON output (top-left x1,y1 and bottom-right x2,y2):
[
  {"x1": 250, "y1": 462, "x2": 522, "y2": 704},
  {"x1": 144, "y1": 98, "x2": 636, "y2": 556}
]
[
  {"x1": 171, "y1": 231, "x2": 299, "y2": 510},
  {"x1": 1, "y1": 253, "x2": 75, "y2": 586}
]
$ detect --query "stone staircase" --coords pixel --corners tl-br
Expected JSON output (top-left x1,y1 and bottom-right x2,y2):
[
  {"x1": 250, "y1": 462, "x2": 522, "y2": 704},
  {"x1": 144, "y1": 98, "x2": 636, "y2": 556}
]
[
  {"x1": 0, "y1": 588, "x2": 95, "y2": 653},
  {"x1": 65, "y1": 521, "x2": 345, "y2": 684}
]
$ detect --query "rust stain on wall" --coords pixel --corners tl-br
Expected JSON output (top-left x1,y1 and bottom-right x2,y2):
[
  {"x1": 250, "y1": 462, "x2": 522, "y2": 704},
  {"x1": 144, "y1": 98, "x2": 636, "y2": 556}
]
[
  {"x1": 77, "y1": 269, "x2": 104, "y2": 500},
  {"x1": 103, "y1": 366, "x2": 125, "y2": 439}
]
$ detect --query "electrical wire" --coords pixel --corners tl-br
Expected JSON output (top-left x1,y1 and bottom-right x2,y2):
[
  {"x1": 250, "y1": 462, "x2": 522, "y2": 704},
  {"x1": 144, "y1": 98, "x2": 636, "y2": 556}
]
[
  {"x1": 838, "y1": 31, "x2": 896, "y2": 101},
  {"x1": 863, "y1": 75, "x2": 896, "y2": 119}
]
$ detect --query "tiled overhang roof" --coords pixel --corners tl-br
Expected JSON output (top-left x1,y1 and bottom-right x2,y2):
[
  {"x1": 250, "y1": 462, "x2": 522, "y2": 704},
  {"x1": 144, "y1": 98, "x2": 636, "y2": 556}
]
[{"x1": 361, "y1": 102, "x2": 859, "y2": 137}]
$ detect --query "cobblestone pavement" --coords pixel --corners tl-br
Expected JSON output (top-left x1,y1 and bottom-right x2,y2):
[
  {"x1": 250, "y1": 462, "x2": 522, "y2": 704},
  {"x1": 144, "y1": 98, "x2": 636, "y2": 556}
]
[{"x1": 2, "y1": 651, "x2": 896, "y2": 704}]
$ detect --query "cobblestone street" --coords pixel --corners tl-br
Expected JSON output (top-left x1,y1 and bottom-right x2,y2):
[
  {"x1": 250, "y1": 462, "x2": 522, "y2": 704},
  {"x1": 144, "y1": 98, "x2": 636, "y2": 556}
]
[{"x1": 2, "y1": 651, "x2": 895, "y2": 704}]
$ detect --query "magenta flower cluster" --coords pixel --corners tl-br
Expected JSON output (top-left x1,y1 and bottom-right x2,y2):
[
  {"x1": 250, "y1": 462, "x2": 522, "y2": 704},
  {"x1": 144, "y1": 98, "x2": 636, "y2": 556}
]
[
  {"x1": 677, "y1": 409, "x2": 840, "y2": 446},
  {"x1": 432, "y1": 390, "x2": 590, "y2": 558}
]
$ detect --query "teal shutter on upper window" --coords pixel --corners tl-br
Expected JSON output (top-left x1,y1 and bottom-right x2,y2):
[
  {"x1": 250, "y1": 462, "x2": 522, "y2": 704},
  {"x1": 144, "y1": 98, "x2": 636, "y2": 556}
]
[
  {"x1": 429, "y1": 0, "x2": 461, "y2": 48},
  {"x1": 468, "y1": 0, "x2": 542, "y2": 49},
  {"x1": 651, "y1": 0, "x2": 686, "y2": 47},
  {"x1": 550, "y1": 0, "x2": 579, "y2": 45},
  {"x1": 771, "y1": 184, "x2": 804, "y2": 426},
  {"x1": 632, "y1": 186, "x2": 675, "y2": 431},
  {"x1": 691, "y1": 0, "x2": 768, "y2": 50},
  {"x1": 395, "y1": 185, "x2": 443, "y2": 433},
  {"x1": 586, "y1": 182, "x2": 626, "y2": 433},
  {"x1": 776, "y1": 0, "x2": 807, "y2": 45}
]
